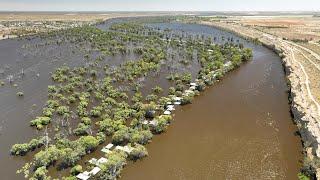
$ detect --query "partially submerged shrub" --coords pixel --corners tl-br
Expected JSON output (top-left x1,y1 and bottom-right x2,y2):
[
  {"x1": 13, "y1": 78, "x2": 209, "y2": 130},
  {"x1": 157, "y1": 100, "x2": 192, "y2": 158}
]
[
  {"x1": 112, "y1": 126, "x2": 130, "y2": 145},
  {"x1": 90, "y1": 106, "x2": 103, "y2": 118},
  {"x1": 298, "y1": 172, "x2": 310, "y2": 180},
  {"x1": 57, "y1": 105, "x2": 70, "y2": 113},
  {"x1": 168, "y1": 87, "x2": 175, "y2": 95},
  {"x1": 181, "y1": 73, "x2": 192, "y2": 83},
  {"x1": 97, "y1": 118, "x2": 124, "y2": 135},
  {"x1": 81, "y1": 117, "x2": 91, "y2": 125},
  {"x1": 70, "y1": 165, "x2": 83, "y2": 176},
  {"x1": 128, "y1": 144, "x2": 148, "y2": 161},
  {"x1": 130, "y1": 129, "x2": 153, "y2": 145},
  {"x1": 30, "y1": 117, "x2": 51, "y2": 130},
  {"x1": 11, "y1": 137, "x2": 45, "y2": 156},
  {"x1": 73, "y1": 123, "x2": 90, "y2": 136},
  {"x1": 145, "y1": 94, "x2": 158, "y2": 102},
  {"x1": 97, "y1": 151, "x2": 127, "y2": 180},
  {"x1": 11, "y1": 143, "x2": 30, "y2": 156},
  {"x1": 153, "y1": 115, "x2": 172, "y2": 134},
  {"x1": 34, "y1": 145, "x2": 61, "y2": 168},
  {"x1": 17, "y1": 92, "x2": 24, "y2": 97},
  {"x1": 181, "y1": 94, "x2": 194, "y2": 105},
  {"x1": 152, "y1": 86, "x2": 163, "y2": 94},
  {"x1": 96, "y1": 132, "x2": 106, "y2": 144},
  {"x1": 31, "y1": 166, "x2": 49, "y2": 180},
  {"x1": 77, "y1": 136, "x2": 99, "y2": 153},
  {"x1": 196, "y1": 81, "x2": 206, "y2": 91},
  {"x1": 143, "y1": 103, "x2": 157, "y2": 119},
  {"x1": 42, "y1": 107, "x2": 54, "y2": 117}
]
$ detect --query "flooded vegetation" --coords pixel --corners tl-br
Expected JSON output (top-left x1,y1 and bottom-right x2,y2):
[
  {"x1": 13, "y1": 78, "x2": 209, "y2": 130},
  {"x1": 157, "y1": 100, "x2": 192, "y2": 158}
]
[
  {"x1": 122, "y1": 23, "x2": 302, "y2": 180},
  {"x1": 0, "y1": 17, "x2": 301, "y2": 180}
]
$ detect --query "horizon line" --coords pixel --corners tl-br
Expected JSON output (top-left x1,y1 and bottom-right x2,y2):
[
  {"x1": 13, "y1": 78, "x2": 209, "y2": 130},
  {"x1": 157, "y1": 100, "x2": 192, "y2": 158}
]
[{"x1": 0, "y1": 10, "x2": 319, "y2": 13}]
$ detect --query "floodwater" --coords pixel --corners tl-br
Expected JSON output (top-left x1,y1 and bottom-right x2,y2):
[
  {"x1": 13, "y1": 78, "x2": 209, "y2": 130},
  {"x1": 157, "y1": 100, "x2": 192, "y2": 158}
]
[
  {"x1": 0, "y1": 37, "x2": 88, "y2": 179},
  {"x1": 0, "y1": 21, "x2": 302, "y2": 180},
  {"x1": 121, "y1": 23, "x2": 302, "y2": 179}
]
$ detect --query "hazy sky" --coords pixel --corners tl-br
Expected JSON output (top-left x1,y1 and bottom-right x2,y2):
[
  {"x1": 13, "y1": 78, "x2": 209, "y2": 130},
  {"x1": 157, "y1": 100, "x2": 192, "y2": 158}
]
[{"x1": 0, "y1": 0, "x2": 320, "y2": 11}]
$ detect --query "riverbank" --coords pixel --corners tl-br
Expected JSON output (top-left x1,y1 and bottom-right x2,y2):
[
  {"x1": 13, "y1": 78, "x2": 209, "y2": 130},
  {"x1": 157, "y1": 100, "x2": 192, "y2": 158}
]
[{"x1": 199, "y1": 20, "x2": 320, "y2": 178}]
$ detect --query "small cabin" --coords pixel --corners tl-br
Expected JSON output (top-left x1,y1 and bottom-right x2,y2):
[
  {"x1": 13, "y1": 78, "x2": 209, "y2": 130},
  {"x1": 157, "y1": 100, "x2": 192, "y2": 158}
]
[
  {"x1": 101, "y1": 148, "x2": 112, "y2": 154},
  {"x1": 90, "y1": 167, "x2": 101, "y2": 176},
  {"x1": 174, "y1": 101, "x2": 181, "y2": 105},
  {"x1": 142, "y1": 120, "x2": 149, "y2": 125},
  {"x1": 166, "y1": 101, "x2": 173, "y2": 105},
  {"x1": 115, "y1": 145, "x2": 125, "y2": 151},
  {"x1": 166, "y1": 105, "x2": 175, "y2": 111},
  {"x1": 97, "y1": 157, "x2": 108, "y2": 164},
  {"x1": 224, "y1": 61, "x2": 232, "y2": 67},
  {"x1": 164, "y1": 110, "x2": 171, "y2": 115},
  {"x1": 105, "y1": 143, "x2": 114, "y2": 149},
  {"x1": 76, "y1": 171, "x2": 90, "y2": 180},
  {"x1": 123, "y1": 146, "x2": 134, "y2": 154},
  {"x1": 149, "y1": 120, "x2": 158, "y2": 126},
  {"x1": 88, "y1": 158, "x2": 98, "y2": 165},
  {"x1": 190, "y1": 82, "x2": 197, "y2": 86}
]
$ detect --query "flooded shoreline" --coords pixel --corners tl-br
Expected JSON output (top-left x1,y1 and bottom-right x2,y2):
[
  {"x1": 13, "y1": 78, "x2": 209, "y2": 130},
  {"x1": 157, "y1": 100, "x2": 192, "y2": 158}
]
[
  {"x1": 0, "y1": 19, "x2": 302, "y2": 179},
  {"x1": 121, "y1": 24, "x2": 302, "y2": 179}
]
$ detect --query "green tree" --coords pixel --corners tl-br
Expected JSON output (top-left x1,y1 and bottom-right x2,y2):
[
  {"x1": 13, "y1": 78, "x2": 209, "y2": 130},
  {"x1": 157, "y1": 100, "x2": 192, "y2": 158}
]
[
  {"x1": 30, "y1": 117, "x2": 51, "y2": 130},
  {"x1": 70, "y1": 165, "x2": 83, "y2": 175},
  {"x1": 112, "y1": 126, "x2": 130, "y2": 144},
  {"x1": 298, "y1": 172, "x2": 310, "y2": 180},
  {"x1": 10, "y1": 143, "x2": 29, "y2": 156},
  {"x1": 77, "y1": 136, "x2": 99, "y2": 153},
  {"x1": 130, "y1": 129, "x2": 153, "y2": 145},
  {"x1": 34, "y1": 145, "x2": 61, "y2": 168},
  {"x1": 73, "y1": 123, "x2": 90, "y2": 136},
  {"x1": 97, "y1": 151, "x2": 127, "y2": 180},
  {"x1": 129, "y1": 144, "x2": 148, "y2": 161},
  {"x1": 31, "y1": 166, "x2": 49, "y2": 180}
]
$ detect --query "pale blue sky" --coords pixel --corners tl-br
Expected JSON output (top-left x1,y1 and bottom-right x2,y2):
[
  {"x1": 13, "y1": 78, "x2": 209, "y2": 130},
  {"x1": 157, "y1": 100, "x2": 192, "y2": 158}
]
[{"x1": 0, "y1": 0, "x2": 319, "y2": 11}]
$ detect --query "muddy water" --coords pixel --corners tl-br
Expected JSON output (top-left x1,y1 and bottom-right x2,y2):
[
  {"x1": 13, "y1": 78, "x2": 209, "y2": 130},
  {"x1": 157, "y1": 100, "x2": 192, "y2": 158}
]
[
  {"x1": 0, "y1": 36, "x2": 90, "y2": 179},
  {"x1": 0, "y1": 34, "x2": 138, "y2": 179},
  {"x1": 121, "y1": 24, "x2": 302, "y2": 179},
  {"x1": 0, "y1": 21, "x2": 302, "y2": 180}
]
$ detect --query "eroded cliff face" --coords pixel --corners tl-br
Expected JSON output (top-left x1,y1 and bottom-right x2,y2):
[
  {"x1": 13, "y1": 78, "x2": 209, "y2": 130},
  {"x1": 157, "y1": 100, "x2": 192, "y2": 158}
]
[
  {"x1": 199, "y1": 20, "x2": 320, "y2": 177},
  {"x1": 263, "y1": 34, "x2": 320, "y2": 161},
  {"x1": 283, "y1": 51, "x2": 320, "y2": 155},
  {"x1": 281, "y1": 47, "x2": 320, "y2": 178}
]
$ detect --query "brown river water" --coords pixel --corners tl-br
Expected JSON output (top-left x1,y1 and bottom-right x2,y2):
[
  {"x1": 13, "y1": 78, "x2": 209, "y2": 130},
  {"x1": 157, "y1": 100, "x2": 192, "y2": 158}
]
[
  {"x1": 0, "y1": 21, "x2": 301, "y2": 179},
  {"x1": 121, "y1": 23, "x2": 302, "y2": 180}
]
